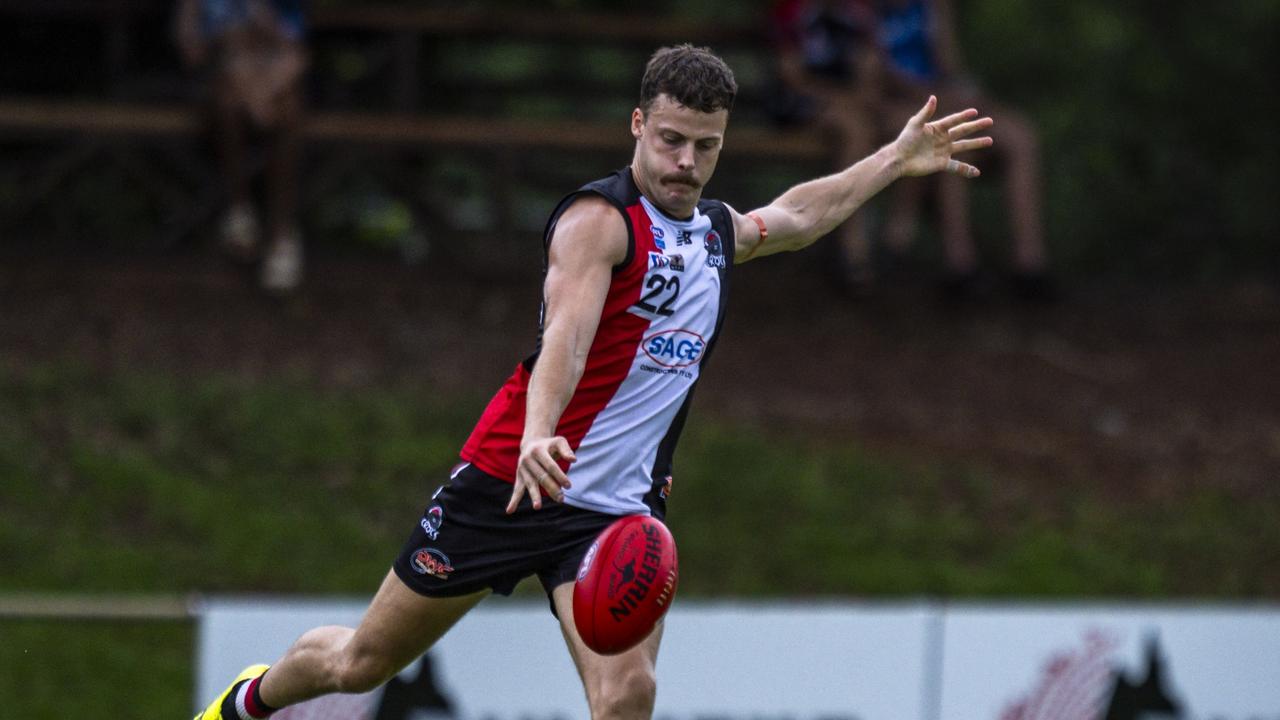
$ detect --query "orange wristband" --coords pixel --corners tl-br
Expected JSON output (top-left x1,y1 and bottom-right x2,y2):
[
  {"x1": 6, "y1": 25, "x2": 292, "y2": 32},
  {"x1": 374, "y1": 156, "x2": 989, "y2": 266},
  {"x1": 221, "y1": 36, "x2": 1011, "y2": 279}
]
[{"x1": 744, "y1": 211, "x2": 768, "y2": 259}]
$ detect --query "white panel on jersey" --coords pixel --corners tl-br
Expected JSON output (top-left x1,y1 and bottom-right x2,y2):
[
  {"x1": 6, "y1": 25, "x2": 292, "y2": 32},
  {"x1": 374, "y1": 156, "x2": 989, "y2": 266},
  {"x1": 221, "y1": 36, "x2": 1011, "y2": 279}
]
[{"x1": 564, "y1": 198, "x2": 725, "y2": 515}]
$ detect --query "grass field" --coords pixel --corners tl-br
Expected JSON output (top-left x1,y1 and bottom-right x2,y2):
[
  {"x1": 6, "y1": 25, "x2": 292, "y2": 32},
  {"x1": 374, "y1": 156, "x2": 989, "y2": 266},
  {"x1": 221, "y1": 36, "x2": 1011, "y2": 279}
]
[{"x1": 3, "y1": 362, "x2": 1278, "y2": 714}]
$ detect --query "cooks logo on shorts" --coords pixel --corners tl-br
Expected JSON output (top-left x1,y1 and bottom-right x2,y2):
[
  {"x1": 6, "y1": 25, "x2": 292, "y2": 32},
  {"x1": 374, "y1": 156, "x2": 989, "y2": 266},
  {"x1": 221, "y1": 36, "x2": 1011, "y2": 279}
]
[
  {"x1": 419, "y1": 504, "x2": 444, "y2": 540},
  {"x1": 704, "y1": 229, "x2": 725, "y2": 268},
  {"x1": 411, "y1": 547, "x2": 454, "y2": 580},
  {"x1": 642, "y1": 329, "x2": 705, "y2": 368}
]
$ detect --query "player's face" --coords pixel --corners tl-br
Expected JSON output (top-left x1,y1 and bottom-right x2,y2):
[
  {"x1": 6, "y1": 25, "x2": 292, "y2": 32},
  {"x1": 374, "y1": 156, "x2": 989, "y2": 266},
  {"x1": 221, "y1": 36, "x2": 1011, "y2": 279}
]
[{"x1": 630, "y1": 93, "x2": 728, "y2": 219}]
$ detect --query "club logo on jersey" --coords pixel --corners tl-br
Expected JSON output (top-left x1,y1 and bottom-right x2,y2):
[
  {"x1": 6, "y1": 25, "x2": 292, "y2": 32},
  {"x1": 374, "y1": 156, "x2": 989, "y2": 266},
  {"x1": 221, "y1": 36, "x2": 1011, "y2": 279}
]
[
  {"x1": 650, "y1": 225, "x2": 666, "y2": 250},
  {"x1": 704, "y1": 230, "x2": 725, "y2": 268},
  {"x1": 675, "y1": 229, "x2": 693, "y2": 247},
  {"x1": 642, "y1": 329, "x2": 706, "y2": 368},
  {"x1": 420, "y1": 504, "x2": 444, "y2": 540},
  {"x1": 648, "y1": 252, "x2": 685, "y2": 272},
  {"x1": 410, "y1": 547, "x2": 454, "y2": 580}
]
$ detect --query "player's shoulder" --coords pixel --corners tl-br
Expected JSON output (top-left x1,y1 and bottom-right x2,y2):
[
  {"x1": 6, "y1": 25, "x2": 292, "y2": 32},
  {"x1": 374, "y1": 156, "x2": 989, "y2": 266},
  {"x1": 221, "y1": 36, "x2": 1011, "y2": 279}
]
[
  {"x1": 579, "y1": 166, "x2": 642, "y2": 207},
  {"x1": 715, "y1": 199, "x2": 742, "y2": 221},
  {"x1": 555, "y1": 167, "x2": 637, "y2": 230},
  {"x1": 556, "y1": 194, "x2": 627, "y2": 232},
  {"x1": 711, "y1": 200, "x2": 749, "y2": 240},
  {"x1": 550, "y1": 194, "x2": 629, "y2": 267}
]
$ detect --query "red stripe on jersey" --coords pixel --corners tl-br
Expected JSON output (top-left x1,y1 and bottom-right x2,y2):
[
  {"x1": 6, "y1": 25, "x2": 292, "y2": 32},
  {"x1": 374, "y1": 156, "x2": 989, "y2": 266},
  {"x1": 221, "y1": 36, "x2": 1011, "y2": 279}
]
[
  {"x1": 461, "y1": 201, "x2": 656, "y2": 482},
  {"x1": 555, "y1": 203, "x2": 654, "y2": 454},
  {"x1": 460, "y1": 364, "x2": 528, "y2": 481}
]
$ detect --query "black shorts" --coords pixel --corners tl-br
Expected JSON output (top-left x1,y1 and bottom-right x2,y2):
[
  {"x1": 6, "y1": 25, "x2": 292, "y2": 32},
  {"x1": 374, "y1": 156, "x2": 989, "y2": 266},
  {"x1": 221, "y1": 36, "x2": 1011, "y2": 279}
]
[{"x1": 392, "y1": 463, "x2": 634, "y2": 604}]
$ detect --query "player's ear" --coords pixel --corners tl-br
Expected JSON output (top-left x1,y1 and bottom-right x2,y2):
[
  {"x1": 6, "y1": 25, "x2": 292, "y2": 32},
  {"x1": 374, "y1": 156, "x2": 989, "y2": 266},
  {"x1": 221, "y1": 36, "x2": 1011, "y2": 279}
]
[{"x1": 631, "y1": 108, "x2": 645, "y2": 140}]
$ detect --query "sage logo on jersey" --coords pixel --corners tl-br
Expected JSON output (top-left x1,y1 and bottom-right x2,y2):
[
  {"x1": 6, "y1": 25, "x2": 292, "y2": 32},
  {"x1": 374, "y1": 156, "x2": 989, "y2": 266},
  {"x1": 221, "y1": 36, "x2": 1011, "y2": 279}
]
[
  {"x1": 419, "y1": 504, "x2": 444, "y2": 540},
  {"x1": 704, "y1": 229, "x2": 725, "y2": 268},
  {"x1": 411, "y1": 547, "x2": 454, "y2": 580},
  {"x1": 642, "y1": 329, "x2": 705, "y2": 368}
]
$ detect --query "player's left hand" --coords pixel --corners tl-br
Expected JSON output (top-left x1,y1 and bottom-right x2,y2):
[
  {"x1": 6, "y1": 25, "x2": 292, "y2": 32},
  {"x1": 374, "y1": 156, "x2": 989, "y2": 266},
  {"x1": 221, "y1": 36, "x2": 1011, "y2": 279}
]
[
  {"x1": 892, "y1": 95, "x2": 994, "y2": 179},
  {"x1": 509, "y1": 436, "x2": 576, "y2": 513}
]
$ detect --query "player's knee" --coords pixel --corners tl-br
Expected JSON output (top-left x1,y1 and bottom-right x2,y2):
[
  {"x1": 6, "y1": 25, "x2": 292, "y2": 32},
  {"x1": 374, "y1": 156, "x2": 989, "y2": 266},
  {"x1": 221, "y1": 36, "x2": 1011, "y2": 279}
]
[
  {"x1": 332, "y1": 646, "x2": 398, "y2": 694},
  {"x1": 587, "y1": 665, "x2": 656, "y2": 719}
]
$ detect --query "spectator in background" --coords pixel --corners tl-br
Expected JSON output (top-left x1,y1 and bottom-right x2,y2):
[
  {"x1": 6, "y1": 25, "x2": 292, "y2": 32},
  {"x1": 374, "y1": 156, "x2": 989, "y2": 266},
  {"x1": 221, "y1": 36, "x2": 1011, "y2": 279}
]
[
  {"x1": 770, "y1": 0, "x2": 1052, "y2": 300},
  {"x1": 176, "y1": 0, "x2": 308, "y2": 293},
  {"x1": 768, "y1": 0, "x2": 886, "y2": 294},
  {"x1": 874, "y1": 0, "x2": 1052, "y2": 300}
]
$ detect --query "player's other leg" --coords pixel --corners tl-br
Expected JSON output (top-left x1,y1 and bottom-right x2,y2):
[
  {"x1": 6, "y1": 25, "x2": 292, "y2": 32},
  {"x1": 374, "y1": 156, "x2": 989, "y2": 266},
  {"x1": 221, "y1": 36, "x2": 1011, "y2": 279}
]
[
  {"x1": 196, "y1": 570, "x2": 487, "y2": 719},
  {"x1": 552, "y1": 582, "x2": 664, "y2": 720}
]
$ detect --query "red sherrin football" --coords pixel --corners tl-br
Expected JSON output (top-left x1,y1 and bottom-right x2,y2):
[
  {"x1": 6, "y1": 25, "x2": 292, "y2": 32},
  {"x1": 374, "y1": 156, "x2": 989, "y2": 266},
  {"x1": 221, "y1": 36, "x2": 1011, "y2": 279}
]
[{"x1": 573, "y1": 514, "x2": 679, "y2": 655}]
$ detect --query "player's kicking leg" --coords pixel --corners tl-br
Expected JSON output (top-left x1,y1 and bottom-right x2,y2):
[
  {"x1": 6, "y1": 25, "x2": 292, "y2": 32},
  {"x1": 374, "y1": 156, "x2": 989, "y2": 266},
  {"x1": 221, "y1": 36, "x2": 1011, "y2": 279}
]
[
  {"x1": 195, "y1": 570, "x2": 487, "y2": 719},
  {"x1": 551, "y1": 582, "x2": 664, "y2": 720}
]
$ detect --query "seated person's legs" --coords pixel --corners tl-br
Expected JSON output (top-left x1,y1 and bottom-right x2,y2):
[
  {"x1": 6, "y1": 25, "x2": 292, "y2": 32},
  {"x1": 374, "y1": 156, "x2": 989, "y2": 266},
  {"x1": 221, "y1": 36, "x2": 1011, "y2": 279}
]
[
  {"x1": 816, "y1": 94, "x2": 881, "y2": 291},
  {"x1": 260, "y1": 76, "x2": 305, "y2": 292}
]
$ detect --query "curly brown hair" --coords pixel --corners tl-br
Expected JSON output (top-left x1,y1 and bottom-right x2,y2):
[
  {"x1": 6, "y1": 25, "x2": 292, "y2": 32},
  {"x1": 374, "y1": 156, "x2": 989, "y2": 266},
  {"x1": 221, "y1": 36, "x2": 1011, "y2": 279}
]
[{"x1": 639, "y1": 44, "x2": 737, "y2": 116}]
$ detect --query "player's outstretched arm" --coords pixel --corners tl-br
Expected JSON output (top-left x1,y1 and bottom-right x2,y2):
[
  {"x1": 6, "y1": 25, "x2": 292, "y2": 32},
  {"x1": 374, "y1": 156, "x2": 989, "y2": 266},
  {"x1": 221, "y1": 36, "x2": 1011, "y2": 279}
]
[
  {"x1": 508, "y1": 196, "x2": 627, "y2": 514},
  {"x1": 732, "y1": 96, "x2": 993, "y2": 263}
]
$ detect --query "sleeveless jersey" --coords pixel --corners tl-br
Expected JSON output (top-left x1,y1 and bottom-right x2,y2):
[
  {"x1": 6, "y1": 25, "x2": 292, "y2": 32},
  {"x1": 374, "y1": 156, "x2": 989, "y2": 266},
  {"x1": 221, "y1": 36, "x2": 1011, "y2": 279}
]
[{"x1": 460, "y1": 167, "x2": 735, "y2": 516}]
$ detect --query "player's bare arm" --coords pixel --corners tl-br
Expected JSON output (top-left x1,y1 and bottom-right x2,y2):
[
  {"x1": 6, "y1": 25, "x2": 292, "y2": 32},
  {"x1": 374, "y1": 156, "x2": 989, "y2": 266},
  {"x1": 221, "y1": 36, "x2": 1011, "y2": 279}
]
[
  {"x1": 733, "y1": 95, "x2": 993, "y2": 263},
  {"x1": 508, "y1": 196, "x2": 628, "y2": 514}
]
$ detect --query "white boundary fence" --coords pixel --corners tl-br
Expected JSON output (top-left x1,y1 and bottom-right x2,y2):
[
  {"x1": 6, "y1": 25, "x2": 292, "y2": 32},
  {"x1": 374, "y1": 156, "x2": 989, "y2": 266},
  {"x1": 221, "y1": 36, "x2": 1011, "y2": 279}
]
[{"x1": 192, "y1": 598, "x2": 1280, "y2": 720}]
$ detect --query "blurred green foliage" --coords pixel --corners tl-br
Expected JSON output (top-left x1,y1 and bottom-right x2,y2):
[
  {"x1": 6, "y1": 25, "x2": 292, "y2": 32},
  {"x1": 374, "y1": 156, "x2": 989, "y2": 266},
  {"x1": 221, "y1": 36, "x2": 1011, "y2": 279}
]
[
  {"x1": 0, "y1": 619, "x2": 191, "y2": 718},
  {"x1": 957, "y1": 0, "x2": 1279, "y2": 280},
  {"x1": 4, "y1": 362, "x2": 1277, "y2": 600}
]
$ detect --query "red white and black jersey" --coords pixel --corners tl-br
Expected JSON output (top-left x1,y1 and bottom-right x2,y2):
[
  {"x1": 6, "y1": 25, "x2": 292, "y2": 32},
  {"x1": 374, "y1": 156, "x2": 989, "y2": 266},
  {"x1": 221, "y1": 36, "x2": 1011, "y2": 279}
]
[{"x1": 460, "y1": 167, "x2": 735, "y2": 516}]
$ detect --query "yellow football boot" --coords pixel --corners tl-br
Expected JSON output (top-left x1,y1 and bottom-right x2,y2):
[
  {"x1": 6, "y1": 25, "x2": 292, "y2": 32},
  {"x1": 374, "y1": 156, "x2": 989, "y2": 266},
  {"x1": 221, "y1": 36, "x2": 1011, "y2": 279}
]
[{"x1": 193, "y1": 664, "x2": 270, "y2": 720}]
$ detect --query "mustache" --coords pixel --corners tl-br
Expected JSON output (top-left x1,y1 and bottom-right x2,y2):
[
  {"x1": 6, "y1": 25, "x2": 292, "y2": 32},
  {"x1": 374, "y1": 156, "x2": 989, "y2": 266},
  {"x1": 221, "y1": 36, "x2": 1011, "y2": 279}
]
[{"x1": 661, "y1": 173, "x2": 700, "y2": 188}]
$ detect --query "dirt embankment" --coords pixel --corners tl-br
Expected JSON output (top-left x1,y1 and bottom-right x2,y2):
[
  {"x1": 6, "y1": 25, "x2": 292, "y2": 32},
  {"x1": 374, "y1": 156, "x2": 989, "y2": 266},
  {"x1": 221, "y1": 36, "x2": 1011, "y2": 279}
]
[{"x1": 3, "y1": 253, "x2": 1279, "y2": 500}]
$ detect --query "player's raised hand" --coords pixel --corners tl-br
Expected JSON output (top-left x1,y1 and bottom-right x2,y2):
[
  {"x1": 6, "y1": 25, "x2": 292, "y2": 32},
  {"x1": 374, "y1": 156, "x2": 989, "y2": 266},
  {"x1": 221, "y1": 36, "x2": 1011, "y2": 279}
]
[
  {"x1": 509, "y1": 436, "x2": 576, "y2": 513},
  {"x1": 893, "y1": 95, "x2": 994, "y2": 179}
]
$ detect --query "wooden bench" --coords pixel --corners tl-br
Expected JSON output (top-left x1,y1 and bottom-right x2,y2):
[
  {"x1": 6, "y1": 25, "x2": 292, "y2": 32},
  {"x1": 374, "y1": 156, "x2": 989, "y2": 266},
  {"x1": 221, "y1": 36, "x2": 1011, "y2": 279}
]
[
  {"x1": 0, "y1": 3, "x2": 833, "y2": 269},
  {"x1": 0, "y1": 98, "x2": 823, "y2": 157}
]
